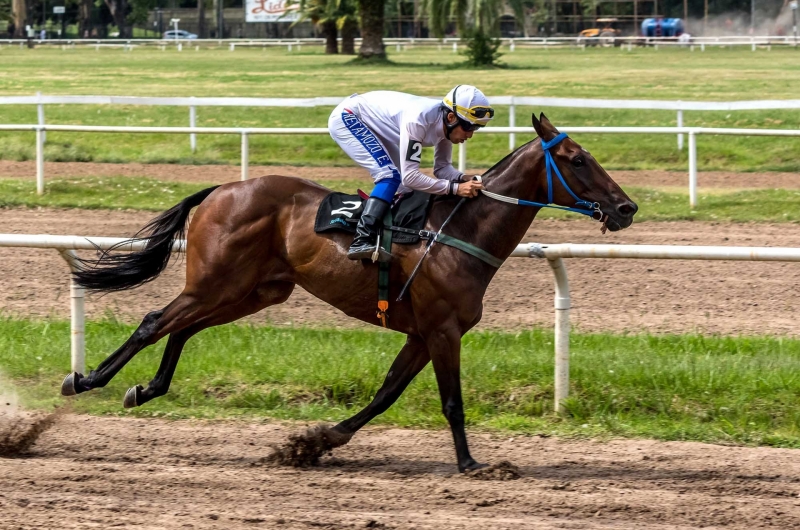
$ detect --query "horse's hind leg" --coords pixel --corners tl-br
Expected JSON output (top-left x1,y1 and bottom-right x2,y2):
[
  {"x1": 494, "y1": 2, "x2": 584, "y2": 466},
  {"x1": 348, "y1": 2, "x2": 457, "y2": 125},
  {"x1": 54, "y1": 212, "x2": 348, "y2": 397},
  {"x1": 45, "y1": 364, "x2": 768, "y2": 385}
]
[
  {"x1": 62, "y1": 282, "x2": 254, "y2": 396},
  {"x1": 124, "y1": 281, "x2": 295, "y2": 408},
  {"x1": 327, "y1": 335, "x2": 430, "y2": 446},
  {"x1": 61, "y1": 309, "x2": 165, "y2": 396}
]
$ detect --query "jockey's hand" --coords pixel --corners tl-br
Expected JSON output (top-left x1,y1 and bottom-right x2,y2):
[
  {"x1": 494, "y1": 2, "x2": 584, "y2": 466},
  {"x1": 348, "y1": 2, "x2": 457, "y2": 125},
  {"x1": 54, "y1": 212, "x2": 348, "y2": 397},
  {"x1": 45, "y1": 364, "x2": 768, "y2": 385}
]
[{"x1": 455, "y1": 179, "x2": 484, "y2": 198}]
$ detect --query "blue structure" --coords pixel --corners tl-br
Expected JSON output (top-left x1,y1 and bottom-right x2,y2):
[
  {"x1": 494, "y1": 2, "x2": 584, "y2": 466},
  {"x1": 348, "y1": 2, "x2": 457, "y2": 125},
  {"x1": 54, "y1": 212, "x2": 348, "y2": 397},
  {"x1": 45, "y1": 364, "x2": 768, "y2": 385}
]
[{"x1": 641, "y1": 18, "x2": 685, "y2": 37}]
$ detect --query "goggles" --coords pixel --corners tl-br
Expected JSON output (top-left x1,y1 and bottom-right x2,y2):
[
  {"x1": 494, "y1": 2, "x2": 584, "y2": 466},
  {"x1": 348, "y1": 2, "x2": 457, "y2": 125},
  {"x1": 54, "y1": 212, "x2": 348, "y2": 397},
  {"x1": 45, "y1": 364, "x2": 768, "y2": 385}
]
[
  {"x1": 457, "y1": 118, "x2": 484, "y2": 132},
  {"x1": 444, "y1": 85, "x2": 495, "y2": 126}
]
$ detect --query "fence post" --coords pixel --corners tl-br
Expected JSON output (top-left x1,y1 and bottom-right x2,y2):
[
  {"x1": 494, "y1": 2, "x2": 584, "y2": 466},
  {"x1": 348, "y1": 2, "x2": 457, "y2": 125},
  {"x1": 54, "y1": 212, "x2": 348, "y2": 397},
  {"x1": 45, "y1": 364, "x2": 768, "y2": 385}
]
[
  {"x1": 189, "y1": 102, "x2": 197, "y2": 153},
  {"x1": 677, "y1": 108, "x2": 684, "y2": 150},
  {"x1": 241, "y1": 132, "x2": 249, "y2": 181},
  {"x1": 458, "y1": 141, "x2": 466, "y2": 173},
  {"x1": 688, "y1": 131, "x2": 697, "y2": 208},
  {"x1": 58, "y1": 250, "x2": 85, "y2": 375},
  {"x1": 37, "y1": 91, "x2": 46, "y2": 143},
  {"x1": 509, "y1": 97, "x2": 516, "y2": 151},
  {"x1": 548, "y1": 257, "x2": 571, "y2": 413},
  {"x1": 36, "y1": 127, "x2": 45, "y2": 195}
]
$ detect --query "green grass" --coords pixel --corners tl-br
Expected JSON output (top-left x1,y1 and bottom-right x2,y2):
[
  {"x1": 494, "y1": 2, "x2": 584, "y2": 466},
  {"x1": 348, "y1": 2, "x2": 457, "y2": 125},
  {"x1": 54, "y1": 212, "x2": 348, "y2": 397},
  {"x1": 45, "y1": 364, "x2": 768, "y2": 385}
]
[
  {"x1": 2, "y1": 176, "x2": 799, "y2": 223},
  {"x1": 1, "y1": 47, "x2": 800, "y2": 170},
  {"x1": 0, "y1": 176, "x2": 368, "y2": 210},
  {"x1": 3, "y1": 318, "x2": 800, "y2": 447}
]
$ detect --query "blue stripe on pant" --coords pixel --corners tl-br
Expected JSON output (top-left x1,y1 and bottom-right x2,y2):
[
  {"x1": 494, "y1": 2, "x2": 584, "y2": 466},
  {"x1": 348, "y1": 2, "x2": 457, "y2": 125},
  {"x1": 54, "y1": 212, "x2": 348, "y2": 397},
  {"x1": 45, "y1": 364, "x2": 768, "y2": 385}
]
[{"x1": 341, "y1": 111, "x2": 401, "y2": 203}]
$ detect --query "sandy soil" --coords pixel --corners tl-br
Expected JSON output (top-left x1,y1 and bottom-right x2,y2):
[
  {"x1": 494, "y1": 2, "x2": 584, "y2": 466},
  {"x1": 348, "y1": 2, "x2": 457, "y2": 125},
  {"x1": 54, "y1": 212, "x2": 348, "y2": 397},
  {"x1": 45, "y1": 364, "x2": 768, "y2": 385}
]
[
  {"x1": 2, "y1": 207, "x2": 800, "y2": 336},
  {"x1": 1, "y1": 414, "x2": 799, "y2": 529},
  {"x1": 2, "y1": 160, "x2": 800, "y2": 189}
]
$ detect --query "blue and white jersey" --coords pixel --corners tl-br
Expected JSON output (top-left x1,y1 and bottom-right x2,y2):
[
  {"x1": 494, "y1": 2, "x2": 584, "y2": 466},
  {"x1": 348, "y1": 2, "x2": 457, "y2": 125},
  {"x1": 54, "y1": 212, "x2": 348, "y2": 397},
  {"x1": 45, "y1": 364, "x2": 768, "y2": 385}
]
[{"x1": 340, "y1": 91, "x2": 463, "y2": 195}]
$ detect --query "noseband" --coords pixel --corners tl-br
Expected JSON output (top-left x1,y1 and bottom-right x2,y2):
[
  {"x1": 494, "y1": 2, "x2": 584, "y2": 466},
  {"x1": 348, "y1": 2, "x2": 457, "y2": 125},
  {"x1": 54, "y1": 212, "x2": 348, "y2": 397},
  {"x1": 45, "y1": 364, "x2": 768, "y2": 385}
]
[{"x1": 480, "y1": 132, "x2": 604, "y2": 220}]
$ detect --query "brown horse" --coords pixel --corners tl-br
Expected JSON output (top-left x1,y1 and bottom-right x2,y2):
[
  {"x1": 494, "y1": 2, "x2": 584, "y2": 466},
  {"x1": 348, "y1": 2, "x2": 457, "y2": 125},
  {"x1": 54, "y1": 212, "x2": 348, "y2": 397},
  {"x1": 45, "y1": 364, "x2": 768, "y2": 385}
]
[{"x1": 61, "y1": 114, "x2": 637, "y2": 472}]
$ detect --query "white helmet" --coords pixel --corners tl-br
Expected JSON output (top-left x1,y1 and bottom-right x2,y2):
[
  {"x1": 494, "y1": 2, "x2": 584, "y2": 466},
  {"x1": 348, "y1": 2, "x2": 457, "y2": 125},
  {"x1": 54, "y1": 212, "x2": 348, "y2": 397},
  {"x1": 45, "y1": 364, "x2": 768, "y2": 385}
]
[{"x1": 442, "y1": 85, "x2": 495, "y2": 129}]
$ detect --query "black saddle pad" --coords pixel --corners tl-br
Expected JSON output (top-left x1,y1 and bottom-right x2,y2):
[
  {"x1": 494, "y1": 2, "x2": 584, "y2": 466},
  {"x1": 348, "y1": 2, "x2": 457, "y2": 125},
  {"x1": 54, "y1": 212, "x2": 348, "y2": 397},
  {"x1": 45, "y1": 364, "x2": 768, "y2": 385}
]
[{"x1": 314, "y1": 191, "x2": 434, "y2": 244}]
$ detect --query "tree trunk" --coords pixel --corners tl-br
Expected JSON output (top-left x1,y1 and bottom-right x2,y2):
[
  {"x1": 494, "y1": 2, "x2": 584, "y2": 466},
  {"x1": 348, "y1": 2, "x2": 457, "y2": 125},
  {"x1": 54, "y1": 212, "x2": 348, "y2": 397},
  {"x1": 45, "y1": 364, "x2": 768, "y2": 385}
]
[
  {"x1": 12, "y1": 0, "x2": 26, "y2": 38},
  {"x1": 104, "y1": 0, "x2": 130, "y2": 38},
  {"x1": 197, "y1": 0, "x2": 206, "y2": 38},
  {"x1": 79, "y1": 0, "x2": 93, "y2": 38},
  {"x1": 323, "y1": 19, "x2": 338, "y2": 54},
  {"x1": 341, "y1": 17, "x2": 357, "y2": 54},
  {"x1": 357, "y1": 0, "x2": 386, "y2": 59}
]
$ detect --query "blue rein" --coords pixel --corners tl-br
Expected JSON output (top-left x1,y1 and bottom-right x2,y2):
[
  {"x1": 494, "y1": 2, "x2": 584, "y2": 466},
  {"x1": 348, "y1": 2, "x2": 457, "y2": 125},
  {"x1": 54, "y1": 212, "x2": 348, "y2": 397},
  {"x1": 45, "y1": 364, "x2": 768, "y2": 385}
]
[{"x1": 514, "y1": 133, "x2": 602, "y2": 219}]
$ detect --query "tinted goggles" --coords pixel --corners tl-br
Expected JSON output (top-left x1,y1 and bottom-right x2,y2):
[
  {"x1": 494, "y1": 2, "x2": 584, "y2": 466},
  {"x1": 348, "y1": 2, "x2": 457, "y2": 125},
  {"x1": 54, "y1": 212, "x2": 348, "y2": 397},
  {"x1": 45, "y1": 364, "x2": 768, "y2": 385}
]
[{"x1": 457, "y1": 118, "x2": 484, "y2": 132}]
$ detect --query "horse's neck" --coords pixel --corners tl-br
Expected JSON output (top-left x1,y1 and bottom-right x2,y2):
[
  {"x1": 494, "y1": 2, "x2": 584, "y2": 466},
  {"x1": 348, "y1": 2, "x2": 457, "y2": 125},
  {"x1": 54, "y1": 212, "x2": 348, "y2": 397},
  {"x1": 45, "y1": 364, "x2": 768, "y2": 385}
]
[{"x1": 444, "y1": 143, "x2": 547, "y2": 262}]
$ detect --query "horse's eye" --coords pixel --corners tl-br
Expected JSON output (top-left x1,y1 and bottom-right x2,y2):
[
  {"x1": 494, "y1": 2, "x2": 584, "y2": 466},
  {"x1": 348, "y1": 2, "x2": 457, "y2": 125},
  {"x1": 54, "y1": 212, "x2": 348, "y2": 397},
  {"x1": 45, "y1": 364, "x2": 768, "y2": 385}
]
[{"x1": 572, "y1": 156, "x2": 585, "y2": 168}]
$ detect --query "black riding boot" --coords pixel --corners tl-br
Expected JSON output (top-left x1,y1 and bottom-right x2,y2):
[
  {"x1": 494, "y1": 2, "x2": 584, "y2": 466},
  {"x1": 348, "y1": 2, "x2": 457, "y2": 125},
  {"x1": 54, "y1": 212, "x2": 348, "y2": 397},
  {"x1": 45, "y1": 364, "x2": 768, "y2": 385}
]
[{"x1": 348, "y1": 197, "x2": 391, "y2": 262}]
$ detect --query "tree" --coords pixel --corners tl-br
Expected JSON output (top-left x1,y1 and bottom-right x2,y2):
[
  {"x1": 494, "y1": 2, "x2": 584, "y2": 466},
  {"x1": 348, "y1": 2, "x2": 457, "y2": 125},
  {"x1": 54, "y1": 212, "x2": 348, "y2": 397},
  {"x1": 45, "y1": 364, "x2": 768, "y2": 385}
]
[
  {"x1": 424, "y1": 0, "x2": 528, "y2": 37},
  {"x1": 335, "y1": 0, "x2": 358, "y2": 54},
  {"x1": 104, "y1": 0, "x2": 131, "y2": 38},
  {"x1": 78, "y1": 0, "x2": 93, "y2": 38},
  {"x1": 288, "y1": 0, "x2": 339, "y2": 54},
  {"x1": 197, "y1": 0, "x2": 206, "y2": 38},
  {"x1": 11, "y1": 0, "x2": 25, "y2": 37},
  {"x1": 357, "y1": 0, "x2": 385, "y2": 59}
]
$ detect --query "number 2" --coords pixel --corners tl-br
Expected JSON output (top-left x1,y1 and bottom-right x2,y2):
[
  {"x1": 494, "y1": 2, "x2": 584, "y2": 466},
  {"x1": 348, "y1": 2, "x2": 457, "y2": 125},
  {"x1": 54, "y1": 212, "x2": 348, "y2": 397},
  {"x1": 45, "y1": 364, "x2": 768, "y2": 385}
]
[
  {"x1": 331, "y1": 200, "x2": 362, "y2": 219},
  {"x1": 406, "y1": 141, "x2": 422, "y2": 163}
]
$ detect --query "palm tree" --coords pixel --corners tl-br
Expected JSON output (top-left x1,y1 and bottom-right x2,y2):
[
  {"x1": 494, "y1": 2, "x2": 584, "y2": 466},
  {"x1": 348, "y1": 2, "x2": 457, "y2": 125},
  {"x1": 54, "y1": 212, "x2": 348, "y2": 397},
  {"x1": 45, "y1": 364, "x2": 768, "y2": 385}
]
[
  {"x1": 11, "y1": 0, "x2": 25, "y2": 38},
  {"x1": 289, "y1": 0, "x2": 340, "y2": 54},
  {"x1": 424, "y1": 0, "x2": 527, "y2": 37},
  {"x1": 357, "y1": 0, "x2": 386, "y2": 58},
  {"x1": 335, "y1": 0, "x2": 359, "y2": 54}
]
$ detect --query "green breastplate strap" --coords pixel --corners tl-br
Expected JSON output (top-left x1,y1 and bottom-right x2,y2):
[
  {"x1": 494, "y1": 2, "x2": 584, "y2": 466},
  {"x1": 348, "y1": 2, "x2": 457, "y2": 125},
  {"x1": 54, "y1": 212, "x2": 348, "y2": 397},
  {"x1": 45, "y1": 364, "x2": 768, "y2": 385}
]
[{"x1": 433, "y1": 233, "x2": 505, "y2": 268}]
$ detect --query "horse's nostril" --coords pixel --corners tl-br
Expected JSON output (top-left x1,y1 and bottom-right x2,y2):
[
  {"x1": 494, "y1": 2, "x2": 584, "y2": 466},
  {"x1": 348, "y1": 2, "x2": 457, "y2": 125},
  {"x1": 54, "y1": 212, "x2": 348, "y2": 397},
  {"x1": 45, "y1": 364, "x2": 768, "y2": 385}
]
[{"x1": 617, "y1": 202, "x2": 638, "y2": 217}]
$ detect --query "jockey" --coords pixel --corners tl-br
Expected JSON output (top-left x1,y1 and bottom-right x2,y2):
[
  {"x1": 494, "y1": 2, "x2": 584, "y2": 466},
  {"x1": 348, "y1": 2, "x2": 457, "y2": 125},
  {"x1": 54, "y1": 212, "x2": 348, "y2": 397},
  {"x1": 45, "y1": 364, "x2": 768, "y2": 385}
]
[{"x1": 328, "y1": 84, "x2": 493, "y2": 261}]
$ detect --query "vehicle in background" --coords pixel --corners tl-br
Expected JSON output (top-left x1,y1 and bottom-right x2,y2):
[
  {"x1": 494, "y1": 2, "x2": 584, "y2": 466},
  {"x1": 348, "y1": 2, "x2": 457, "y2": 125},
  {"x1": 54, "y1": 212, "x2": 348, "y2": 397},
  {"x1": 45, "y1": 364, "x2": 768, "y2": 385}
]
[
  {"x1": 578, "y1": 18, "x2": 621, "y2": 46},
  {"x1": 641, "y1": 18, "x2": 685, "y2": 38},
  {"x1": 162, "y1": 30, "x2": 198, "y2": 40}
]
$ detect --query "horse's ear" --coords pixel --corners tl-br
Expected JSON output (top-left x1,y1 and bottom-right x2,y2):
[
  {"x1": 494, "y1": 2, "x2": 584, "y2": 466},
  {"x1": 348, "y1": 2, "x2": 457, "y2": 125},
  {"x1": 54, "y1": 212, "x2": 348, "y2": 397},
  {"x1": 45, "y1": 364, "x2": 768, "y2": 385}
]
[
  {"x1": 531, "y1": 113, "x2": 545, "y2": 139},
  {"x1": 535, "y1": 112, "x2": 560, "y2": 140}
]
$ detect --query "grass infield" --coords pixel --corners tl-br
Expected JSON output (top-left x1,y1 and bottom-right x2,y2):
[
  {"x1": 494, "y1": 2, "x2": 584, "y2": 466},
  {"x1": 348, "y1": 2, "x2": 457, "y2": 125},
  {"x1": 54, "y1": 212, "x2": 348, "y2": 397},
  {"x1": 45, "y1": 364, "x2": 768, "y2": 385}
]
[
  {"x1": 2, "y1": 176, "x2": 799, "y2": 223},
  {"x1": 1, "y1": 47, "x2": 800, "y2": 171},
  {"x1": 1, "y1": 318, "x2": 799, "y2": 447}
]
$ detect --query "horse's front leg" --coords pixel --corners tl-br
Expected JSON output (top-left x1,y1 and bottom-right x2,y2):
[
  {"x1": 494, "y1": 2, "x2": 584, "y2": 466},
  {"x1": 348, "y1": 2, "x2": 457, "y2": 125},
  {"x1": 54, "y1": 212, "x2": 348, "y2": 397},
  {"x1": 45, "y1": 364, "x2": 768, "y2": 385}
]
[
  {"x1": 331, "y1": 335, "x2": 430, "y2": 444},
  {"x1": 424, "y1": 323, "x2": 486, "y2": 473}
]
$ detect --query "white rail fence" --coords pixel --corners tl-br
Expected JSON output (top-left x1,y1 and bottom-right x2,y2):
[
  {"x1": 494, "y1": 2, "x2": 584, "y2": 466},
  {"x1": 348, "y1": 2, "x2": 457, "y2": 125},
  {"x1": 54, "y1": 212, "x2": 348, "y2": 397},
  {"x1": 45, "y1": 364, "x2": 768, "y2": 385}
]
[
  {"x1": 6, "y1": 93, "x2": 800, "y2": 154},
  {"x1": 3, "y1": 233, "x2": 800, "y2": 412},
  {"x1": 1, "y1": 35, "x2": 798, "y2": 51},
  {"x1": 3, "y1": 122, "x2": 800, "y2": 208}
]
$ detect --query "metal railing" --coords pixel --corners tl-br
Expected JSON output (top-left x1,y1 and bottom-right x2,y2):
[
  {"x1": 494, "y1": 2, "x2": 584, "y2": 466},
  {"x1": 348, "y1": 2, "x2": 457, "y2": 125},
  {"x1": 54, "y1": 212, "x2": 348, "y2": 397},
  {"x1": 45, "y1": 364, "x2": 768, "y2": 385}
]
[
  {"x1": 3, "y1": 123, "x2": 800, "y2": 207},
  {"x1": 3, "y1": 233, "x2": 800, "y2": 412}
]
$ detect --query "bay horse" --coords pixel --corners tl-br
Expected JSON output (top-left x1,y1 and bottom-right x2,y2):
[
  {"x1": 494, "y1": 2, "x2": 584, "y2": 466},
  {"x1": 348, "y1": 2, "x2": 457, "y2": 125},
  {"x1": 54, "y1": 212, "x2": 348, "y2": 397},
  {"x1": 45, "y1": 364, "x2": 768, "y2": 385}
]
[{"x1": 61, "y1": 114, "x2": 637, "y2": 472}]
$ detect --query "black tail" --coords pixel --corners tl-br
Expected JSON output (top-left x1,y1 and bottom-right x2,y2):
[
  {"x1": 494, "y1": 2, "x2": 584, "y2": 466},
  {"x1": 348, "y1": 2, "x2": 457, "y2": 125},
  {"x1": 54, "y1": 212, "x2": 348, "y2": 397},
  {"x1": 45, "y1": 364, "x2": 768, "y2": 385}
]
[{"x1": 73, "y1": 186, "x2": 220, "y2": 293}]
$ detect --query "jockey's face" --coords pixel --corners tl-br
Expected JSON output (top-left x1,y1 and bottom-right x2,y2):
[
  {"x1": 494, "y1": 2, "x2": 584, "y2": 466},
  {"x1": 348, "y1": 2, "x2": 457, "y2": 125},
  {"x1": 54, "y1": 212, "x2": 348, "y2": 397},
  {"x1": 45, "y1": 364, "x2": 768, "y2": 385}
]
[{"x1": 445, "y1": 111, "x2": 475, "y2": 144}]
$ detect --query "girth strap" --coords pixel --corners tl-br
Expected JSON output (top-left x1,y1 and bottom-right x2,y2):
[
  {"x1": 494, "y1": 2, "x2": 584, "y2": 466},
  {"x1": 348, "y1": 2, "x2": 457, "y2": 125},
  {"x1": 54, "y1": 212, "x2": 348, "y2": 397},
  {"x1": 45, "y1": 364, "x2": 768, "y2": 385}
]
[{"x1": 377, "y1": 211, "x2": 392, "y2": 328}]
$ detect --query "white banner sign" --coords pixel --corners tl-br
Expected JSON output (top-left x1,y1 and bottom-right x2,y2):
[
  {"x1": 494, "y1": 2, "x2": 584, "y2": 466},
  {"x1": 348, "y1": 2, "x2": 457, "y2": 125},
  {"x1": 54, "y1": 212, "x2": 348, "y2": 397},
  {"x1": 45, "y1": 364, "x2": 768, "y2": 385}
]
[{"x1": 246, "y1": 0, "x2": 300, "y2": 22}]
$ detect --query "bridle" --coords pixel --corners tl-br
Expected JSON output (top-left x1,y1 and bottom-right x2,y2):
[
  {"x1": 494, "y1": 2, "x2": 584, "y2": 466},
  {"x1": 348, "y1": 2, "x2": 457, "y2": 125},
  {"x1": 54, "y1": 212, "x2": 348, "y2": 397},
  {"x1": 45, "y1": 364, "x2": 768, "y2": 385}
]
[{"x1": 479, "y1": 133, "x2": 605, "y2": 222}]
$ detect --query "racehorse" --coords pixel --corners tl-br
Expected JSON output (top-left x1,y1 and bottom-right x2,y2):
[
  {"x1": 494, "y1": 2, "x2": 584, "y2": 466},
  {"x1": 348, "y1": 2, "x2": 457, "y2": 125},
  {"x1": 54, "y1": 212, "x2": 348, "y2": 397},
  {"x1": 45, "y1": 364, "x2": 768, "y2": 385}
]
[{"x1": 61, "y1": 114, "x2": 637, "y2": 472}]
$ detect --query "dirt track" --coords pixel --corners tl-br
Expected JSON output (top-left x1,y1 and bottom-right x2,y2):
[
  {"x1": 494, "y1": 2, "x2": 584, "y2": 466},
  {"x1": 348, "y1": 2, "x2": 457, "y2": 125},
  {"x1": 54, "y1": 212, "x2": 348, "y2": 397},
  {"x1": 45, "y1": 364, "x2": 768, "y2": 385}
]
[
  {"x1": 2, "y1": 207, "x2": 800, "y2": 336},
  {"x1": 2, "y1": 414, "x2": 800, "y2": 529}
]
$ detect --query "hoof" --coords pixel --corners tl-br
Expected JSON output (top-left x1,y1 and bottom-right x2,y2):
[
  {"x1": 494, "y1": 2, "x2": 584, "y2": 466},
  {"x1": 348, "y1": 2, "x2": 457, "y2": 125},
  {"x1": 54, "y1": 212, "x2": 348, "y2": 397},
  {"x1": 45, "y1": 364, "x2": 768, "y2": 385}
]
[
  {"x1": 60, "y1": 372, "x2": 84, "y2": 396},
  {"x1": 123, "y1": 385, "x2": 144, "y2": 409},
  {"x1": 459, "y1": 460, "x2": 489, "y2": 473}
]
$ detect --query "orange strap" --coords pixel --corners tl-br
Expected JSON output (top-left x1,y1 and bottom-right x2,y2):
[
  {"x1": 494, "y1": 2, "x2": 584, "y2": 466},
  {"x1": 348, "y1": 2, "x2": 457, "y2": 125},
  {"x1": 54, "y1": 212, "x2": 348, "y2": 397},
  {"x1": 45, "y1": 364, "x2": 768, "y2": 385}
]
[{"x1": 377, "y1": 300, "x2": 389, "y2": 328}]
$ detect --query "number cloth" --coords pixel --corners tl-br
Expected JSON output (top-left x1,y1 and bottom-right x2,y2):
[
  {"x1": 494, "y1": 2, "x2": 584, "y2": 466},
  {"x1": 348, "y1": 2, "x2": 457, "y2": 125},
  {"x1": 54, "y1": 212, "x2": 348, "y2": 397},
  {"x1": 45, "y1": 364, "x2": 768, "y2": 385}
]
[{"x1": 328, "y1": 92, "x2": 464, "y2": 199}]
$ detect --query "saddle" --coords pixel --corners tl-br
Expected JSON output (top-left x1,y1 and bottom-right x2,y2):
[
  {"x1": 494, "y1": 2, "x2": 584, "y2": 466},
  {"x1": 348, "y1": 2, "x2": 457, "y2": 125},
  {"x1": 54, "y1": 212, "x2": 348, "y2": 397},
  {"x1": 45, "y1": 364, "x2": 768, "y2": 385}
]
[
  {"x1": 314, "y1": 190, "x2": 434, "y2": 244},
  {"x1": 314, "y1": 190, "x2": 503, "y2": 328},
  {"x1": 315, "y1": 191, "x2": 435, "y2": 328}
]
